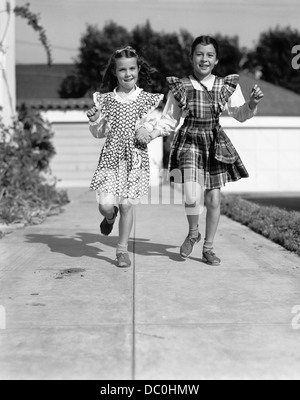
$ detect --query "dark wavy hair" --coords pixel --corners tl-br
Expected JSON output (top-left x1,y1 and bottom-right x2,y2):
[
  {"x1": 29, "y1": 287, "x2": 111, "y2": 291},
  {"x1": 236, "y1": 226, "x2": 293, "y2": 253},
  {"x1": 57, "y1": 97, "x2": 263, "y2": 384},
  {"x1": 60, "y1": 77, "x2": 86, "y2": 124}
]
[
  {"x1": 101, "y1": 46, "x2": 157, "y2": 92},
  {"x1": 191, "y1": 36, "x2": 220, "y2": 59}
]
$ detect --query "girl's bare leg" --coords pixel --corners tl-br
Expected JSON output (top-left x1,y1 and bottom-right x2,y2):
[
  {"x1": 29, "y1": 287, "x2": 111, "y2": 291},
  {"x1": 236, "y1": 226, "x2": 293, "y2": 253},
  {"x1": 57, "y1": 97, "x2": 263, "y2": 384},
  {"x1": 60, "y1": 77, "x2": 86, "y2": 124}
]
[
  {"x1": 184, "y1": 181, "x2": 204, "y2": 237},
  {"x1": 116, "y1": 198, "x2": 136, "y2": 268},
  {"x1": 97, "y1": 191, "x2": 118, "y2": 236},
  {"x1": 97, "y1": 191, "x2": 116, "y2": 220},
  {"x1": 118, "y1": 198, "x2": 135, "y2": 252},
  {"x1": 180, "y1": 181, "x2": 204, "y2": 258},
  {"x1": 204, "y1": 188, "x2": 221, "y2": 243},
  {"x1": 203, "y1": 188, "x2": 221, "y2": 265}
]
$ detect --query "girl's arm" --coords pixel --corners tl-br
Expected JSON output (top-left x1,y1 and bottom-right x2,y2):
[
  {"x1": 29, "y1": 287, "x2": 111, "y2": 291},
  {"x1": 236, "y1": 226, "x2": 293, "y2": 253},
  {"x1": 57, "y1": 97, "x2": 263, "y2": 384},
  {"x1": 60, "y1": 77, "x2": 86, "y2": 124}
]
[
  {"x1": 87, "y1": 106, "x2": 110, "y2": 139},
  {"x1": 227, "y1": 84, "x2": 264, "y2": 123},
  {"x1": 151, "y1": 92, "x2": 183, "y2": 140},
  {"x1": 136, "y1": 92, "x2": 183, "y2": 144}
]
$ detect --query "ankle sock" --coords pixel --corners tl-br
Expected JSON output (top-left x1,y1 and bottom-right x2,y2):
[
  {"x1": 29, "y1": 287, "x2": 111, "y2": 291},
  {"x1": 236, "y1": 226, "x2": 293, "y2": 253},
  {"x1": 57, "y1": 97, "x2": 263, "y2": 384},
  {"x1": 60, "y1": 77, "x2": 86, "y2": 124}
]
[
  {"x1": 203, "y1": 240, "x2": 213, "y2": 250},
  {"x1": 117, "y1": 244, "x2": 128, "y2": 255},
  {"x1": 189, "y1": 226, "x2": 199, "y2": 239}
]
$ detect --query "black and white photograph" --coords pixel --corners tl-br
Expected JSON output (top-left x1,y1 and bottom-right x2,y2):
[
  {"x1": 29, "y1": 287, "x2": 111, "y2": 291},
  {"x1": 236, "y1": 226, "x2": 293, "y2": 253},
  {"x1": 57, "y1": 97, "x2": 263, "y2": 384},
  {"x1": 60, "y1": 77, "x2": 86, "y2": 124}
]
[{"x1": 0, "y1": 0, "x2": 300, "y2": 383}]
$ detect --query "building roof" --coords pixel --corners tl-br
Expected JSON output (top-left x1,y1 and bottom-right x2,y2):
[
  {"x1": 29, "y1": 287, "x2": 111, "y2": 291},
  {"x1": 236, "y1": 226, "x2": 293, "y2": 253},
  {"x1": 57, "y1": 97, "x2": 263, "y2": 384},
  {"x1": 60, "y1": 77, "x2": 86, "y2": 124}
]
[
  {"x1": 238, "y1": 74, "x2": 300, "y2": 117},
  {"x1": 17, "y1": 64, "x2": 74, "y2": 99},
  {"x1": 16, "y1": 64, "x2": 300, "y2": 116},
  {"x1": 17, "y1": 98, "x2": 93, "y2": 111},
  {"x1": 16, "y1": 64, "x2": 93, "y2": 111}
]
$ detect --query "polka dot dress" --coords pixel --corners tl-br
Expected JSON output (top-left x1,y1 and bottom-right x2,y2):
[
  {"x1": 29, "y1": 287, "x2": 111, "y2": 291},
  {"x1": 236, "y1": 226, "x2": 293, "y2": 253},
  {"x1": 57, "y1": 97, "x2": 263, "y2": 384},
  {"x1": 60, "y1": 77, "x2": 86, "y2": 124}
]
[{"x1": 90, "y1": 90, "x2": 163, "y2": 199}]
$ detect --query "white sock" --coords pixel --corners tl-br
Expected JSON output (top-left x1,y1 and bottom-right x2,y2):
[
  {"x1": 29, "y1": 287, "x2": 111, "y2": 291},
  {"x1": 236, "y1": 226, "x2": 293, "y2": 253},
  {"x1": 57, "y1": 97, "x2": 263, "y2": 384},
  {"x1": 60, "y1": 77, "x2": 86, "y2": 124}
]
[{"x1": 117, "y1": 244, "x2": 128, "y2": 255}]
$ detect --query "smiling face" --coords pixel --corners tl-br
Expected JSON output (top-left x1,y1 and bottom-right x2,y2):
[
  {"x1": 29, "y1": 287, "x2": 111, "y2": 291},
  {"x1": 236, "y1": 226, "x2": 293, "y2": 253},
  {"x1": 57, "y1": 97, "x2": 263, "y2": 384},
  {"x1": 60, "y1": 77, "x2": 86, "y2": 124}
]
[
  {"x1": 192, "y1": 43, "x2": 219, "y2": 80},
  {"x1": 115, "y1": 57, "x2": 140, "y2": 93}
]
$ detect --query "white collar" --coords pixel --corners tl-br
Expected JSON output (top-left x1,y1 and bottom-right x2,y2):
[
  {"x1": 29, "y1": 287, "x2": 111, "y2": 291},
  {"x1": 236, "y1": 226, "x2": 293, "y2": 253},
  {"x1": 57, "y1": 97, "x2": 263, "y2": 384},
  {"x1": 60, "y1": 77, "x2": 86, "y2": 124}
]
[
  {"x1": 189, "y1": 74, "x2": 216, "y2": 91},
  {"x1": 113, "y1": 86, "x2": 143, "y2": 102}
]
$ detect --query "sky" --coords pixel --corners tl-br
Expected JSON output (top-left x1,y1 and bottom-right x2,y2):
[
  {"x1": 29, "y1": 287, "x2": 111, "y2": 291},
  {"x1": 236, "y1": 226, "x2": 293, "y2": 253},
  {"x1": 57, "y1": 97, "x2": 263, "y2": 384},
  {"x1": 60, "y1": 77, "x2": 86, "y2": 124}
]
[{"x1": 14, "y1": 0, "x2": 300, "y2": 64}]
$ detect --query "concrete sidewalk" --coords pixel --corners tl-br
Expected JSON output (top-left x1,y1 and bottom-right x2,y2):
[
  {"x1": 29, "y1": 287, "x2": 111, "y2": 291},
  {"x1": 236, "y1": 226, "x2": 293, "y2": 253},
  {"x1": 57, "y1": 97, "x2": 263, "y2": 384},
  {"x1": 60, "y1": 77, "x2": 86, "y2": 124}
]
[{"x1": 0, "y1": 187, "x2": 300, "y2": 380}]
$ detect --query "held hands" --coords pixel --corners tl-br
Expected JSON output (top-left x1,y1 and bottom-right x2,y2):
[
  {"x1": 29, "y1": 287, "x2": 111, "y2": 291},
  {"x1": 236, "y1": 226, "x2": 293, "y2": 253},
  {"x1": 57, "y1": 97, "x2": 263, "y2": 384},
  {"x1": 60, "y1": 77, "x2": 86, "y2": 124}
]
[
  {"x1": 136, "y1": 127, "x2": 152, "y2": 145},
  {"x1": 86, "y1": 106, "x2": 101, "y2": 122},
  {"x1": 249, "y1": 84, "x2": 264, "y2": 110}
]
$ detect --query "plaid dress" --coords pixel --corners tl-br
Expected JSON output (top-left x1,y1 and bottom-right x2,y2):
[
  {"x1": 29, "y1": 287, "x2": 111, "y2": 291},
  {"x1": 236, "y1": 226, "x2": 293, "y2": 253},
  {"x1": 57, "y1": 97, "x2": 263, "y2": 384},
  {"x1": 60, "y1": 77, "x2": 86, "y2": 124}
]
[{"x1": 167, "y1": 75, "x2": 249, "y2": 189}]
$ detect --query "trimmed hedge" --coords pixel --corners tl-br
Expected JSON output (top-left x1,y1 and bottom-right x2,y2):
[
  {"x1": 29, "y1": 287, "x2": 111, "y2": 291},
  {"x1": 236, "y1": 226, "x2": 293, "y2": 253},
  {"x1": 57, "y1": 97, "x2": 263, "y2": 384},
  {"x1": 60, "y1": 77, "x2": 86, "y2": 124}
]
[{"x1": 221, "y1": 195, "x2": 300, "y2": 257}]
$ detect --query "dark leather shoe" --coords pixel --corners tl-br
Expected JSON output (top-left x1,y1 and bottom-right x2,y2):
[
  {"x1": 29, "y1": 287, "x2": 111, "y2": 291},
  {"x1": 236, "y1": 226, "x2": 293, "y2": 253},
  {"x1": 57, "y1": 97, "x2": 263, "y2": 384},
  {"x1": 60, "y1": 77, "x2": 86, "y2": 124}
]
[{"x1": 100, "y1": 206, "x2": 118, "y2": 236}]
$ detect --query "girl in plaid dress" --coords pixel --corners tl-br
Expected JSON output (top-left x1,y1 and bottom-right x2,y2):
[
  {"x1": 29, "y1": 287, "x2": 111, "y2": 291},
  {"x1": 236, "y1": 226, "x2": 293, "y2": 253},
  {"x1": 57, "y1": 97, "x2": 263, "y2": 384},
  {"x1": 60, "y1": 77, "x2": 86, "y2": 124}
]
[
  {"x1": 152, "y1": 36, "x2": 264, "y2": 265},
  {"x1": 86, "y1": 47, "x2": 164, "y2": 268}
]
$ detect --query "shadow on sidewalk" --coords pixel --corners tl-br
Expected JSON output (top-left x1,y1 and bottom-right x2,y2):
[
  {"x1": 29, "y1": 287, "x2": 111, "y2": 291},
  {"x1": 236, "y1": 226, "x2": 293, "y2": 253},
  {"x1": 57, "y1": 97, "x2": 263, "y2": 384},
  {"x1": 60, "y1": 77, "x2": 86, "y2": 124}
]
[
  {"x1": 25, "y1": 233, "x2": 117, "y2": 265},
  {"x1": 24, "y1": 232, "x2": 201, "y2": 264},
  {"x1": 131, "y1": 238, "x2": 187, "y2": 262}
]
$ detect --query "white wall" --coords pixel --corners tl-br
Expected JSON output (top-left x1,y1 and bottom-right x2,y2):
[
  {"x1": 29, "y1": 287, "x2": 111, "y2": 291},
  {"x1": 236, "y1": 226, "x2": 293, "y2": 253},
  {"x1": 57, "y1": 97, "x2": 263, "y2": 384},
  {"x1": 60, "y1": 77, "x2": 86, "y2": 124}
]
[
  {"x1": 220, "y1": 116, "x2": 300, "y2": 193},
  {"x1": 0, "y1": 0, "x2": 16, "y2": 125},
  {"x1": 45, "y1": 111, "x2": 300, "y2": 193},
  {"x1": 45, "y1": 111, "x2": 163, "y2": 188}
]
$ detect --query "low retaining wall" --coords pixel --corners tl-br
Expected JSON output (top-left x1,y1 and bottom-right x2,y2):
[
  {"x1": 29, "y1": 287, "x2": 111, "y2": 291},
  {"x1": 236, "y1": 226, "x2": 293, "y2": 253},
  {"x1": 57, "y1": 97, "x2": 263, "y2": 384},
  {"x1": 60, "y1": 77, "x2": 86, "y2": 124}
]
[
  {"x1": 44, "y1": 110, "x2": 163, "y2": 188},
  {"x1": 45, "y1": 111, "x2": 300, "y2": 193}
]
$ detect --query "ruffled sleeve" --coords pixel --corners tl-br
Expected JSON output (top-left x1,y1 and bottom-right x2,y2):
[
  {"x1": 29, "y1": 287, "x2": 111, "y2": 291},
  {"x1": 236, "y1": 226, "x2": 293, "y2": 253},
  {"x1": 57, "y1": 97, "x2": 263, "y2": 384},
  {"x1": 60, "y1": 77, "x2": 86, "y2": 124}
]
[
  {"x1": 166, "y1": 77, "x2": 188, "y2": 110},
  {"x1": 139, "y1": 92, "x2": 164, "y2": 119},
  {"x1": 219, "y1": 74, "x2": 240, "y2": 106}
]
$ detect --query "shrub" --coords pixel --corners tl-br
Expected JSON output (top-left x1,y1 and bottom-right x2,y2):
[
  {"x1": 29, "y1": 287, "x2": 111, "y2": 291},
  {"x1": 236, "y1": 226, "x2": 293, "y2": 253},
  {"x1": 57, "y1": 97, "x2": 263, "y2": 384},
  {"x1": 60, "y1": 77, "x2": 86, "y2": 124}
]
[
  {"x1": 221, "y1": 195, "x2": 300, "y2": 256},
  {"x1": 0, "y1": 105, "x2": 69, "y2": 227}
]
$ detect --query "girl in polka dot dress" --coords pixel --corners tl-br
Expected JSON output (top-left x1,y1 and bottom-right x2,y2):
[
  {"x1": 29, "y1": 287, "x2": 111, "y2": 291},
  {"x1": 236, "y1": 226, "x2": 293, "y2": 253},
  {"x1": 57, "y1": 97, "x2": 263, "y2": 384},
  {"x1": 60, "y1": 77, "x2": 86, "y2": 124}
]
[{"x1": 86, "y1": 47, "x2": 164, "y2": 268}]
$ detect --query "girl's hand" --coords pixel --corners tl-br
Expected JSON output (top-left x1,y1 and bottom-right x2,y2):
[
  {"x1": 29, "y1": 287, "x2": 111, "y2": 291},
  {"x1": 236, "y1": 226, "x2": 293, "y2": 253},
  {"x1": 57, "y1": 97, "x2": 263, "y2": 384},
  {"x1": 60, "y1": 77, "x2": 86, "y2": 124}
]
[
  {"x1": 86, "y1": 106, "x2": 101, "y2": 122},
  {"x1": 249, "y1": 84, "x2": 264, "y2": 110},
  {"x1": 136, "y1": 127, "x2": 152, "y2": 145}
]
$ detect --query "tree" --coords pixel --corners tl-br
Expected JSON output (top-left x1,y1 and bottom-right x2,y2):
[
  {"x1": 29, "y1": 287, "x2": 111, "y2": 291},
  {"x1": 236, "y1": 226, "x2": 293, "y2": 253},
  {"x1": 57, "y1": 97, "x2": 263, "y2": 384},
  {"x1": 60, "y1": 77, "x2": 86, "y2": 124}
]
[
  {"x1": 59, "y1": 21, "x2": 244, "y2": 98},
  {"x1": 213, "y1": 34, "x2": 243, "y2": 77},
  {"x1": 244, "y1": 26, "x2": 300, "y2": 94},
  {"x1": 131, "y1": 22, "x2": 192, "y2": 94},
  {"x1": 59, "y1": 22, "x2": 131, "y2": 98}
]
